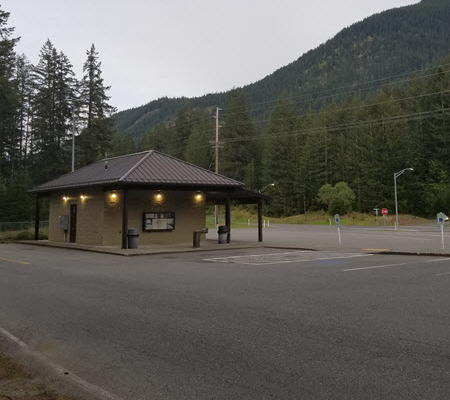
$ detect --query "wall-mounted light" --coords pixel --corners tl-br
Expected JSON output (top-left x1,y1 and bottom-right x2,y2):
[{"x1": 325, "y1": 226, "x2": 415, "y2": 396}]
[
  {"x1": 62, "y1": 196, "x2": 68, "y2": 201},
  {"x1": 110, "y1": 191, "x2": 118, "y2": 201},
  {"x1": 154, "y1": 191, "x2": 164, "y2": 203},
  {"x1": 194, "y1": 192, "x2": 203, "y2": 202},
  {"x1": 80, "y1": 193, "x2": 86, "y2": 200}
]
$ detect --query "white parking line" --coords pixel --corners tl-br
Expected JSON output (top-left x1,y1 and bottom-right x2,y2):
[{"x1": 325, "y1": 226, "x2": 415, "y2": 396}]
[
  {"x1": 435, "y1": 271, "x2": 450, "y2": 276},
  {"x1": 425, "y1": 258, "x2": 450, "y2": 263},
  {"x1": 343, "y1": 263, "x2": 407, "y2": 272},
  {"x1": 204, "y1": 252, "x2": 372, "y2": 266},
  {"x1": 203, "y1": 250, "x2": 311, "y2": 262}
]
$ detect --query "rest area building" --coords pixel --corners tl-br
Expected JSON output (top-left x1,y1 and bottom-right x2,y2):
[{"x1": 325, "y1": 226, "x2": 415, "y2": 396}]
[{"x1": 30, "y1": 151, "x2": 268, "y2": 248}]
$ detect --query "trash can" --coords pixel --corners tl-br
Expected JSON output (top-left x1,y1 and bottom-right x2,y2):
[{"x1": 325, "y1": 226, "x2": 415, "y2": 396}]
[
  {"x1": 193, "y1": 231, "x2": 201, "y2": 248},
  {"x1": 127, "y1": 228, "x2": 139, "y2": 249},
  {"x1": 217, "y1": 225, "x2": 228, "y2": 244}
]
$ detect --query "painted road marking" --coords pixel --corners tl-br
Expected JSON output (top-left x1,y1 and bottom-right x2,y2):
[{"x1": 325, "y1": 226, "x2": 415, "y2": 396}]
[
  {"x1": 0, "y1": 256, "x2": 30, "y2": 265},
  {"x1": 204, "y1": 252, "x2": 372, "y2": 266},
  {"x1": 346, "y1": 232, "x2": 433, "y2": 241},
  {"x1": 363, "y1": 249, "x2": 390, "y2": 251},
  {"x1": 343, "y1": 263, "x2": 407, "y2": 272},
  {"x1": 425, "y1": 258, "x2": 450, "y2": 263},
  {"x1": 0, "y1": 326, "x2": 124, "y2": 400},
  {"x1": 436, "y1": 271, "x2": 450, "y2": 276}
]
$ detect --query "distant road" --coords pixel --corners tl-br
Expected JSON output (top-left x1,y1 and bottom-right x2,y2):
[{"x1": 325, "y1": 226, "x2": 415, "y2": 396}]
[{"x1": 211, "y1": 224, "x2": 450, "y2": 254}]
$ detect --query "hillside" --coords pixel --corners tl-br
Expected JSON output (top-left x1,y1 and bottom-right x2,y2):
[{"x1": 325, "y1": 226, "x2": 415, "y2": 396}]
[{"x1": 114, "y1": 0, "x2": 450, "y2": 140}]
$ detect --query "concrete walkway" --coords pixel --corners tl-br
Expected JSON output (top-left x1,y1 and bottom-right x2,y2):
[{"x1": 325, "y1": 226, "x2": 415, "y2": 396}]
[{"x1": 17, "y1": 239, "x2": 264, "y2": 256}]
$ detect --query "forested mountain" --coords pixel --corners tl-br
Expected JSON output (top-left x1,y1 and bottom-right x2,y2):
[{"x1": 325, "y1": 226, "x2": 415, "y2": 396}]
[
  {"x1": 1, "y1": 1, "x2": 449, "y2": 221},
  {"x1": 114, "y1": 0, "x2": 450, "y2": 140}
]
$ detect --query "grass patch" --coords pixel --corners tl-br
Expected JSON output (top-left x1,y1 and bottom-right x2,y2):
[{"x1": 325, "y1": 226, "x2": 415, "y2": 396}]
[
  {"x1": 0, "y1": 229, "x2": 48, "y2": 244},
  {"x1": 0, "y1": 350, "x2": 72, "y2": 399},
  {"x1": 207, "y1": 207, "x2": 430, "y2": 228},
  {"x1": 0, "y1": 352, "x2": 29, "y2": 380}
]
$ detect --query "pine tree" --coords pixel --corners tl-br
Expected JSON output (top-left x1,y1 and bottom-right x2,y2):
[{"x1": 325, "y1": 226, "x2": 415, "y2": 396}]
[
  {"x1": 262, "y1": 99, "x2": 299, "y2": 216},
  {"x1": 14, "y1": 54, "x2": 33, "y2": 164},
  {"x1": 31, "y1": 40, "x2": 75, "y2": 182},
  {"x1": 78, "y1": 44, "x2": 116, "y2": 165},
  {"x1": 185, "y1": 110, "x2": 214, "y2": 168},
  {"x1": 221, "y1": 90, "x2": 259, "y2": 186},
  {"x1": 0, "y1": 6, "x2": 19, "y2": 180}
]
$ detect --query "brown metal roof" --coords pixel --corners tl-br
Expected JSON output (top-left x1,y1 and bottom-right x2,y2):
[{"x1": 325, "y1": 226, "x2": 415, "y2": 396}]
[{"x1": 30, "y1": 151, "x2": 244, "y2": 193}]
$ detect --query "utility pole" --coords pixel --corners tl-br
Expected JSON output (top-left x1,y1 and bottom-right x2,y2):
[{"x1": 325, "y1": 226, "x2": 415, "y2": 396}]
[
  {"x1": 71, "y1": 106, "x2": 76, "y2": 172},
  {"x1": 213, "y1": 107, "x2": 221, "y2": 228}
]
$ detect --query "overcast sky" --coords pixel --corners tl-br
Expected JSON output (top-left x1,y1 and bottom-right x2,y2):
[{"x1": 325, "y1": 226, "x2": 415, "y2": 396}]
[{"x1": 5, "y1": 0, "x2": 419, "y2": 112}]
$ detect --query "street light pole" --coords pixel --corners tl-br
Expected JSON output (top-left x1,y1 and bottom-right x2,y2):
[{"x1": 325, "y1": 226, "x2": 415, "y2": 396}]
[
  {"x1": 394, "y1": 168, "x2": 414, "y2": 230},
  {"x1": 259, "y1": 183, "x2": 275, "y2": 194}
]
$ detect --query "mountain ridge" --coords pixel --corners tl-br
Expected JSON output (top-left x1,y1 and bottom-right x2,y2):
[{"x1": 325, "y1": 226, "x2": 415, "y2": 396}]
[{"x1": 114, "y1": 0, "x2": 450, "y2": 140}]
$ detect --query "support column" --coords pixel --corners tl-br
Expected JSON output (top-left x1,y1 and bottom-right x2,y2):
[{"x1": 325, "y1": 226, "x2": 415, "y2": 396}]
[
  {"x1": 225, "y1": 196, "x2": 231, "y2": 243},
  {"x1": 121, "y1": 189, "x2": 128, "y2": 249},
  {"x1": 34, "y1": 195, "x2": 40, "y2": 240},
  {"x1": 258, "y1": 200, "x2": 263, "y2": 242}
]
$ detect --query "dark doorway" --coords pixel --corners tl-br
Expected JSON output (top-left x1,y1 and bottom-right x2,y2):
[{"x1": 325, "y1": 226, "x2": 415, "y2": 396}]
[{"x1": 70, "y1": 204, "x2": 77, "y2": 243}]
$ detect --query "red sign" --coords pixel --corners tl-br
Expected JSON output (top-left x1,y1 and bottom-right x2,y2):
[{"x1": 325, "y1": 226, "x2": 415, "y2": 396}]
[{"x1": 382, "y1": 208, "x2": 388, "y2": 216}]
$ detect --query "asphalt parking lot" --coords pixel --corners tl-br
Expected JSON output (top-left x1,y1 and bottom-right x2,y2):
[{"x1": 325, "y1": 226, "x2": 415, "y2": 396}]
[
  {"x1": 208, "y1": 223, "x2": 450, "y2": 254},
  {"x1": 0, "y1": 243, "x2": 449, "y2": 400}
]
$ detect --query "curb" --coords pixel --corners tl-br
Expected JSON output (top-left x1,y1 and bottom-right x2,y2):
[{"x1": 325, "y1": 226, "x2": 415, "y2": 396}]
[
  {"x1": 14, "y1": 240, "x2": 263, "y2": 257},
  {"x1": 375, "y1": 251, "x2": 450, "y2": 257}
]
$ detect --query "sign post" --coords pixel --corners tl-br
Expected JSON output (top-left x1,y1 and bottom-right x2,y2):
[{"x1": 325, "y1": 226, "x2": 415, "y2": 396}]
[
  {"x1": 382, "y1": 208, "x2": 388, "y2": 227},
  {"x1": 373, "y1": 208, "x2": 379, "y2": 225},
  {"x1": 334, "y1": 214, "x2": 341, "y2": 246},
  {"x1": 437, "y1": 212, "x2": 445, "y2": 250}
]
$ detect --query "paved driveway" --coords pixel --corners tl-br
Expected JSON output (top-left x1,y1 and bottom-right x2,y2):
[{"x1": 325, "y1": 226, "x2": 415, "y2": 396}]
[
  {"x1": 0, "y1": 244, "x2": 449, "y2": 400},
  {"x1": 210, "y1": 223, "x2": 450, "y2": 254}
]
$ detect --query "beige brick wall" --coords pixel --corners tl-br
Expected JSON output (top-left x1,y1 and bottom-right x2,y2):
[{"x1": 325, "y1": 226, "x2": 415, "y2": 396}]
[
  {"x1": 48, "y1": 189, "x2": 104, "y2": 245},
  {"x1": 102, "y1": 189, "x2": 206, "y2": 246},
  {"x1": 49, "y1": 188, "x2": 206, "y2": 247}
]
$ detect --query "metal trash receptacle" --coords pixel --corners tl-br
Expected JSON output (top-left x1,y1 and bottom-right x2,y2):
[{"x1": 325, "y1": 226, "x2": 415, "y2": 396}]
[
  {"x1": 217, "y1": 225, "x2": 228, "y2": 244},
  {"x1": 127, "y1": 228, "x2": 139, "y2": 249}
]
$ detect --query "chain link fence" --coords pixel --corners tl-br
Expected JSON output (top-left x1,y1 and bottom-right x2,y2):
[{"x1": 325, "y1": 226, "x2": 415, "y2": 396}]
[{"x1": 0, "y1": 221, "x2": 49, "y2": 232}]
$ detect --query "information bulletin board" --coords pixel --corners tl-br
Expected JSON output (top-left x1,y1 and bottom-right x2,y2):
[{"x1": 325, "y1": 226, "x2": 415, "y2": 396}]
[{"x1": 143, "y1": 212, "x2": 175, "y2": 231}]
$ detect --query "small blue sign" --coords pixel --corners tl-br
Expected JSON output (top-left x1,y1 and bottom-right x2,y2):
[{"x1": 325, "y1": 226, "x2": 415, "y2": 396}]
[
  {"x1": 334, "y1": 214, "x2": 340, "y2": 226},
  {"x1": 437, "y1": 212, "x2": 445, "y2": 225}
]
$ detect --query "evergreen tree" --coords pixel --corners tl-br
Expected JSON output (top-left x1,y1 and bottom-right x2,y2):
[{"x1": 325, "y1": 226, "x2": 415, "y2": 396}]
[
  {"x1": 14, "y1": 54, "x2": 33, "y2": 164},
  {"x1": 262, "y1": 99, "x2": 299, "y2": 216},
  {"x1": 31, "y1": 40, "x2": 75, "y2": 183},
  {"x1": 0, "y1": 6, "x2": 19, "y2": 180},
  {"x1": 77, "y1": 44, "x2": 116, "y2": 165},
  {"x1": 185, "y1": 110, "x2": 214, "y2": 169},
  {"x1": 221, "y1": 90, "x2": 259, "y2": 186}
]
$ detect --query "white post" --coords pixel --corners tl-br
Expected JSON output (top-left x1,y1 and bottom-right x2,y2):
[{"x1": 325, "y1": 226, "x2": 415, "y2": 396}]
[
  {"x1": 338, "y1": 227, "x2": 342, "y2": 246},
  {"x1": 329, "y1": 219, "x2": 332, "y2": 226},
  {"x1": 394, "y1": 172, "x2": 398, "y2": 231},
  {"x1": 268, "y1": 220, "x2": 270, "y2": 227},
  {"x1": 248, "y1": 218, "x2": 250, "y2": 226},
  {"x1": 441, "y1": 224, "x2": 445, "y2": 250},
  {"x1": 263, "y1": 220, "x2": 266, "y2": 228}
]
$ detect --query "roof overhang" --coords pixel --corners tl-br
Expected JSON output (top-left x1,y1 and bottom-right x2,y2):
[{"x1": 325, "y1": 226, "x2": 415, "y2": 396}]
[{"x1": 205, "y1": 188, "x2": 271, "y2": 205}]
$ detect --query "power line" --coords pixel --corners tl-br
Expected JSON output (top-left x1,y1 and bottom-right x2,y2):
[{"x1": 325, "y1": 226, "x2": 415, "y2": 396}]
[
  {"x1": 221, "y1": 62, "x2": 450, "y2": 113},
  {"x1": 135, "y1": 63, "x2": 450, "y2": 135},
  {"x1": 218, "y1": 88, "x2": 450, "y2": 131},
  {"x1": 221, "y1": 68, "x2": 450, "y2": 117},
  {"x1": 167, "y1": 108, "x2": 447, "y2": 155},
  {"x1": 220, "y1": 109, "x2": 450, "y2": 145}
]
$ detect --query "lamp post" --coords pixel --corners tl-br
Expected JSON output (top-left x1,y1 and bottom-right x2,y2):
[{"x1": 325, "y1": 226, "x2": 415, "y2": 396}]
[
  {"x1": 394, "y1": 168, "x2": 413, "y2": 230},
  {"x1": 259, "y1": 183, "x2": 275, "y2": 194}
]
